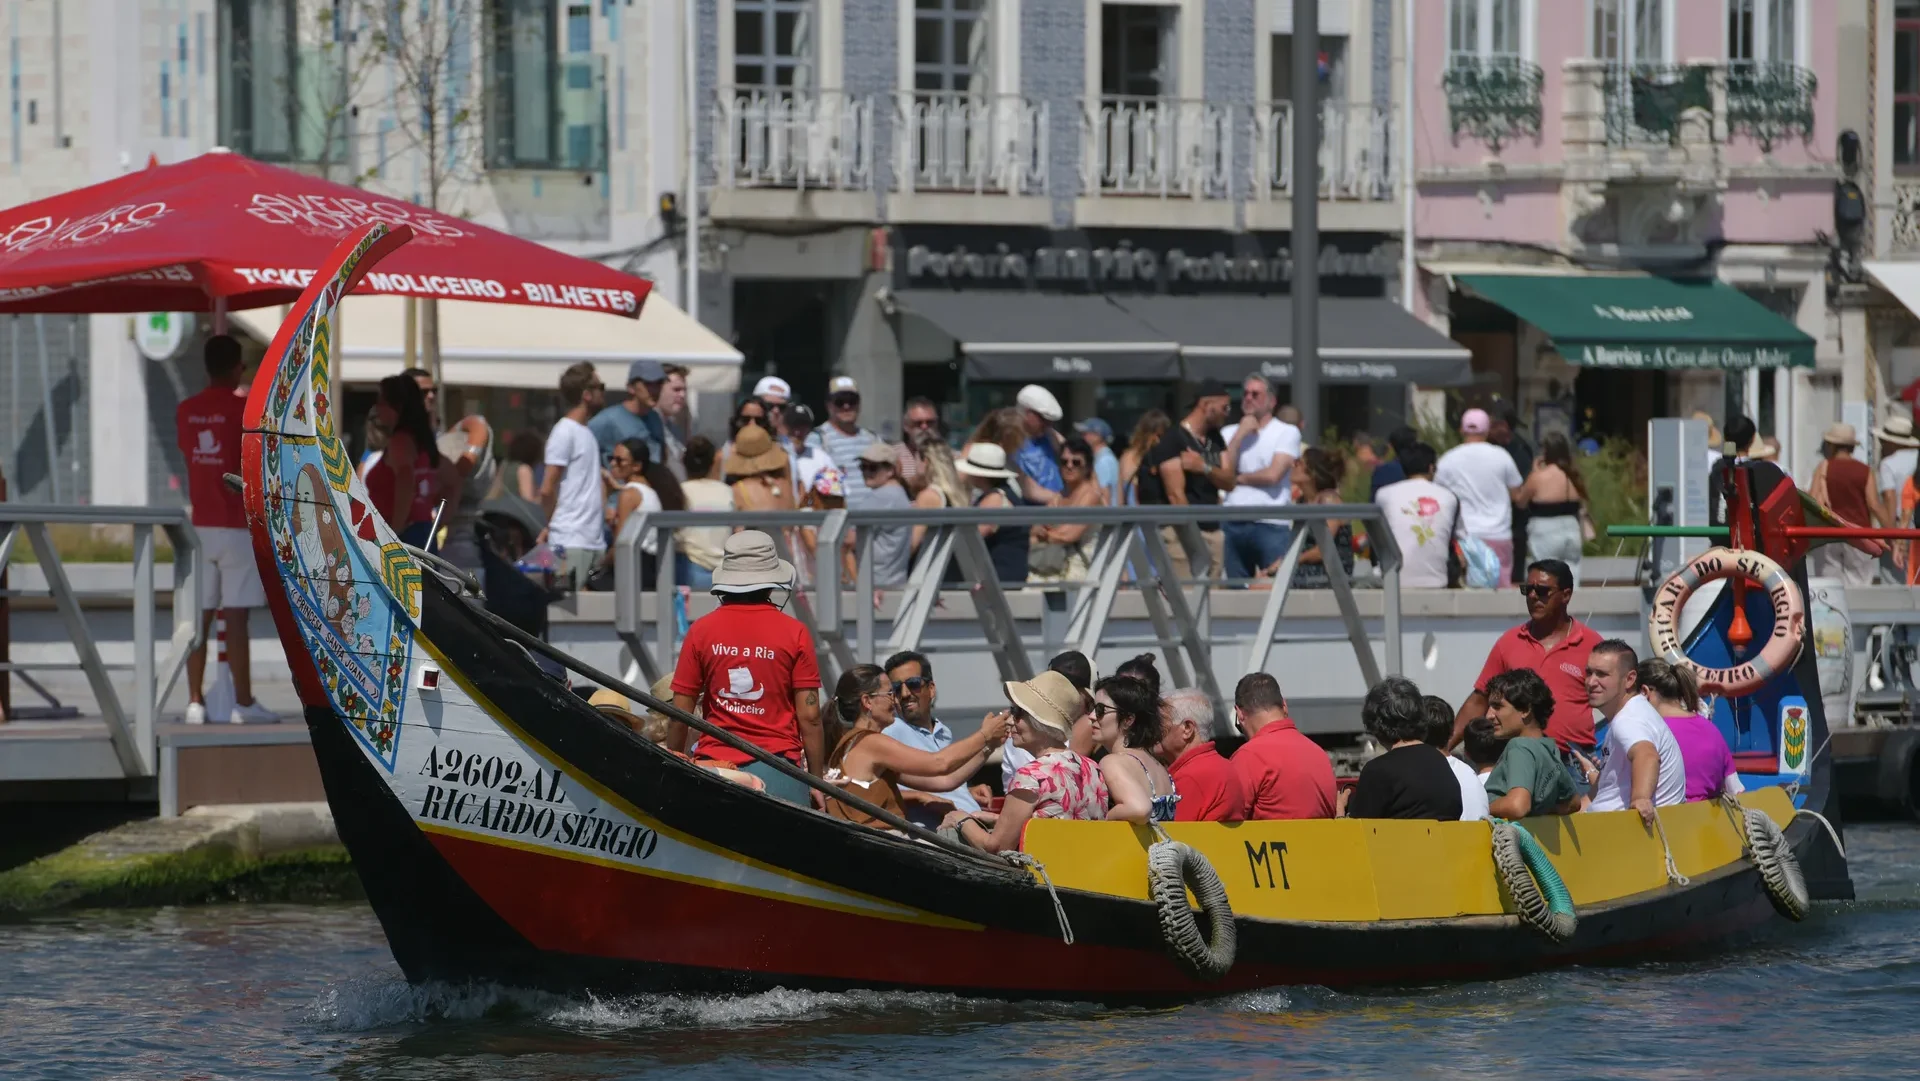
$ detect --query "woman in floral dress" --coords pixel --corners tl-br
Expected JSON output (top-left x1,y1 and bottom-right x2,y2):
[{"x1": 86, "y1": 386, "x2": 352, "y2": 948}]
[{"x1": 945, "y1": 670, "x2": 1109, "y2": 853}]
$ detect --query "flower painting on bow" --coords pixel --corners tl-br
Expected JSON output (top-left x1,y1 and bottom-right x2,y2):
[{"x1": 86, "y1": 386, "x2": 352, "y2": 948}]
[{"x1": 1779, "y1": 698, "x2": 1809, "y2": 775}]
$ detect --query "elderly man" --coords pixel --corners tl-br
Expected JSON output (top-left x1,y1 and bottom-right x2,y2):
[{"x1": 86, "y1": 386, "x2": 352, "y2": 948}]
[
  {"x1": 1450, "y1": 559, "x2": 1598, "y2": 759},
  {"x1": 588, "y1": 358, "x2": 668, "y2": 466},
  {"x1": 891, "y1": 396, "x2": 941, "y2": 495},
  {"x1": 881, "y1": 650, "x2": 987, "y2": 825},
  {"x1": 1156, "y1": 688, "x2": 1249, "y2": 822},
  {"x1": 1229, "y1": 673, "x2": 1336, "y2": 820},
  {"x1": 1014, "y1": 384, "x2": 1066, "y2": 495}
]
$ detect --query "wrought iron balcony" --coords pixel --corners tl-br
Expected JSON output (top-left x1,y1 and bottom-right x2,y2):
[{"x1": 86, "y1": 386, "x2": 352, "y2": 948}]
[
  {"x1": 1081, "y1": 96, "x2": 1234, "y2": 199},
  {"x1": 1726, "y1": 60, "x2": 1816, "y2": 151},
  {"x1": 1253, "y1": 101, "x2": 1395, "y2": 201},
  {"x1": 1601, "y1": 62, "x2": 1715, "y2": 146},
  {"x1": 711, "y1": 87, "x2": 875, "y2": 192},
  {"x1": 893, "y1": 92, "x2": 1048, "y2": 196},
  {"x1": 1441, "y1": 55, "x2": 1544, "y2": 150}
]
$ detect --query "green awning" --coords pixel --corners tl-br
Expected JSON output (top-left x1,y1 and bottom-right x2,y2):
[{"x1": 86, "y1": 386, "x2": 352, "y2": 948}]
[{"x1": 1456, "y1": 274, "x2": 1815, "y2": 370}]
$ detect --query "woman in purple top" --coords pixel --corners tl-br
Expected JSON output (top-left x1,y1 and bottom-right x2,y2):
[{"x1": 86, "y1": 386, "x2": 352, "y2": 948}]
[{"x1": 1636, "y1": 659, "x2": 1742, "y2": 802}]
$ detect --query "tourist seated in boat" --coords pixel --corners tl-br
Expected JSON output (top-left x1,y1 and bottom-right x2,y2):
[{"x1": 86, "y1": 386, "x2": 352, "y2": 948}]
[
  {"x1": 1461, "y1": 716, "x2": 1504, "y2": 786},
  {"x1": 1003, "y1": 649, "x2": 1099, "y2": 789},
  {"x1": 1480, "y1": 669, "x2": 1583, "y2": 819},
  {"x1": 1424, "y1": 694, "x2": 1488, "y2": 821},
  {"x1": 1345, "y1": 677, "x2": 1463, "y2": 820},
  {"x1": 1090, "y1": 674, "x2": 1179, "y2": 823},
  {"x1": 668, "y1": 530, "x2": 825, "y2": 806},
  {"x1": 820, "y1": 664, "x2": 1013, "y2": 831},
  {"x1": 1635, "y1": 658, "x2": 1742, "y2": 803},
  {"x1": 881, "y1": 650, "x2": 994, "y2": 826},
  {"x1": 946, "y1": 671, "x2": 1110, "y2": 852},
  {"x1": 1154, "y1": 687, "x2": 1249, "y2": 822},
  {"x1": 1579, "y1": 640, "x2": 1688, "y2": 824},
  {"x1": 1229, "y1": 673, "x2": 1337, "y2": 820}
]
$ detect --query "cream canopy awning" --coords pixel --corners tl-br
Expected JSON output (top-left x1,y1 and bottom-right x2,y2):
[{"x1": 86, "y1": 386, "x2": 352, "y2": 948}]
[{"x1": 230, "y1": 293, "x2": 743, "y2": 393}]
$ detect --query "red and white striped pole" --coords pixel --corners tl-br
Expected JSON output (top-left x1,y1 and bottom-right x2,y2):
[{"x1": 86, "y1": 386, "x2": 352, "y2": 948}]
[{"x1": 204, "y1": 611, "x2": 236, "y2": 723}]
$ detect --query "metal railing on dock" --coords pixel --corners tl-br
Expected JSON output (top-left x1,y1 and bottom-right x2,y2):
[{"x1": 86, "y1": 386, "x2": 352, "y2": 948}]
[
  {"x1": 612, "y1": 503, "x2": 1402, "y2": 732},
  {"x1": 0, "y1": 504, "x2": 203, "y2": 778}
]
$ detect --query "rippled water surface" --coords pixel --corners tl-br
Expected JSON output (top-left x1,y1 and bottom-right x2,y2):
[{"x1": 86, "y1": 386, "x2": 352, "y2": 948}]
[{"x1": 8, "y1": 825, "x2": 1920, "y2": 1080}]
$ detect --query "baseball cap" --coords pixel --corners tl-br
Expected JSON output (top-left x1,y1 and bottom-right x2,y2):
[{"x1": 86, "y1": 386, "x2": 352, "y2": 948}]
[
  {"x1": 784, "y1": 402, "x2": 816, "y2": 428},
  {"x1": 1193, "y1": 379, "x2": 1231, "y2": 401},
  {"x1": 752, "y1": 375, "x2": 792, "y2": 400},
  {"x1": 1460, "y1": 408, "x2": 1491, "y2": 435},
  {"x1": 1074, "y1": 417, "x2": 1114, "y2": 443},
  {"x1": 828, "y1": 375, "x2": 860, "y2": 397},
  {"x1": 1016, "y1": 384, "x2": 1063, "y2": 422},
  {"x1": 627, "y1": 359, "x2": 667, "y2": 384}
]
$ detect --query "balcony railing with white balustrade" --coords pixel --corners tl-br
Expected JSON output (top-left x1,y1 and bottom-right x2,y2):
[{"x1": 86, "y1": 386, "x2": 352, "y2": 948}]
[
  {"x1": 1081, "y1": 97, "x2": 1236, "y2": 200},
  {"x1": 711, "y1": 87, "x2": 875, "y2": 192},
  {"x1": 1253, "y1": 101, "x2": 1396, "y2": 201},
  {"x1": 892, "y1": 92, "x2": 1049, "y2": 197}
]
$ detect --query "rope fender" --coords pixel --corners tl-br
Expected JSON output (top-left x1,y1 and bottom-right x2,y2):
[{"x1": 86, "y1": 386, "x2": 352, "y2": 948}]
[
  {"x1": 1723, "y1": 795, "x2": 1810, "y2": 921},
  {"x1": 1491, "y1": 820, "x2": 1578, "y2": 942},
  {"x1": 1146, "y1": 839, "x2": 1236, "y2": 980}
]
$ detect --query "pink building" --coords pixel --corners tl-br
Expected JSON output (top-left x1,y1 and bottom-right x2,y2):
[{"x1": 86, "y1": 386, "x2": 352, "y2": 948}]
[{"x1": 1410, "y1": 0, "x2": 1843, "y2": 475}]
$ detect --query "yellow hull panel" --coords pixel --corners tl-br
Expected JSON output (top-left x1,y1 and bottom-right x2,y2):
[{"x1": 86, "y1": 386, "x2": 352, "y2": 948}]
[{"x1": 1021, "y1": 788, "x2": 1794, "y2": 922}]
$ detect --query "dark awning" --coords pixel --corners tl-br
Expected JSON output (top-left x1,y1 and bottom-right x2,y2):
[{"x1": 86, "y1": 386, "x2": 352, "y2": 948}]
[
  {"x1": 1112, "y1": 295, "x2": 1477, "y2": 386},
  {"x1": 893, "y1": 290, "x2": 1181, "y2": 380},
  {"x1": 1456, "y1": 274, "x2": 1815, "y2": 369}
]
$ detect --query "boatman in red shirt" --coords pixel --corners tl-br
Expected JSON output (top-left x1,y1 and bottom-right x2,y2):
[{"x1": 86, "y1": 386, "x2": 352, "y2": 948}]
[
  {"x1": 670, "y1": 530, "x2": 824, "y2": 805},
  {"x1": 175, "y1": 335, "x2": 278, "y2": 725},
  {"x1": 1155, "y1": 687, "x2": 1248, "y2": 821},
  {"x1": 1229, "y1": 673, "x2": 1337, "y2": 820},
  {"x1": 1449, "y1": 558, "x2": 1597, "y2": 759}
]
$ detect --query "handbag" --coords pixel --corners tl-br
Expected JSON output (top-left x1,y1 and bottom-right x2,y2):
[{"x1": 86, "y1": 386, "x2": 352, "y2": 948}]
[{"x1": 1029, "y1": 540, "x2": 1070, "y2": 577}]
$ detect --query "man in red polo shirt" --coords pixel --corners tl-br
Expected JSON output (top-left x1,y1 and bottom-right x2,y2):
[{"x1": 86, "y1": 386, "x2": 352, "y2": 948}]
[
  {"x1": 1450, "y1": 558, "x2": 1597, "y2": 756},
  {"x1": 1155, "y1": 687, "x2": 1249, "y2": 822},
  {"x1": 1230, "y1": 673, "x2": 1337, "y2": 820}
]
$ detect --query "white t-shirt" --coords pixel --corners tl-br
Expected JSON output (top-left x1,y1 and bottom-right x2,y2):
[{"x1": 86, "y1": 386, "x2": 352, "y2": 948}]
[
  {"x1": 621, "y1": 481, "x2": 664, "y2": 554},
  {"x1": 1448, "y1": 754, "x2": 1490, "y2": 821},
  {"x1": 1878, "y1": 447, "x2": 1917, "y2": 497},
  {"x1": 1220, "y1": 417, "x2": 1303, "y2": 523},
  {"x1": 1434, "y1": 441, "x2": 1523, "y2": 541},
  {"x1": 1375, "y1": 476, "x2": 1460, "y2": 588},
  {"x1": 1587, "y1": 696, "x2": 1688, "y2": 812},
  {"x1": 543, "y1": 416, "x2": 606, "y2": 551}
]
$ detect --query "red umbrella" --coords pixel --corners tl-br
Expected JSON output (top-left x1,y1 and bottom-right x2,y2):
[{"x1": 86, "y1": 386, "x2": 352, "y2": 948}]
[{"x1": 0, "y1": 150, "x2": 648, "y2": 317}]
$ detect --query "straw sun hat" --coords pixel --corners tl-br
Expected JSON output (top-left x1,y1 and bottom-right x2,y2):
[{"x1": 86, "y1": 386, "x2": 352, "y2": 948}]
[
  {"x1": 724, "y1": 424, "x2": 789, "y2": 478},
  {"x1": 1877, "y1": 414, "x2": 1920, "y2": 449},
  {"x1": 1004, "y1": 670, "x2": 1082, "y2": 741},
  {"x1": 954, "y1": 442, "x2": 1018, "y2": 480}
]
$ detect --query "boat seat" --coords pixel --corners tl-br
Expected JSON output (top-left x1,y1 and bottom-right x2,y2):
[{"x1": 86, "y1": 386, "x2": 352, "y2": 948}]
[{"x1": 1732, "y1": 751, "x2": 1779, "y2": 775}]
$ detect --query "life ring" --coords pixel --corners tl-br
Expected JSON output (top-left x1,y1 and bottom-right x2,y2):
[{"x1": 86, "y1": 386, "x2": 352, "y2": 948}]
[
  {"x1": 1648, "y1": 546, "x2": 1806, "y2": 696},
  {"x1": 1492, "y1": 820, "x2": 1577, "y2": 941},
  {"x1": 1146, "y1": 840, "x2": 1236, "y2": 980}
]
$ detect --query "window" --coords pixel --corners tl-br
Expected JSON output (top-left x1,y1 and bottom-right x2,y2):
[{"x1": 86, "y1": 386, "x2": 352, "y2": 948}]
[
  {"x1": 1728, "y1": 0, "x2": 1796, "y2": 64},
  {"x1": 485, "y1": 0, "x2": 606, "y2": 170},
  {"x1": 1273, "y1": 35, "x2": 1347, "y2": 103},
  {"x1": 1447, "y1": 0, "x2": 1523, "y2": 62},
  {"x1": 1591, "y1": 0, "x2": 1664, "y2": 64},
  {"x1": 217, "y1": 0, "x2": 348, "y2": 164},
  {"x1": 1900, "y1": 2, "x2": 1920, "y2": 167},
  {"x1": 1101, "y1": 3, "x2": 1176, "y2": 99},
  {"x1": 913, "y1": 0, "x2": 988, "y2": 95},
  {"x1": 735, "y1": 0, "x2": 813, "y2": 89}
]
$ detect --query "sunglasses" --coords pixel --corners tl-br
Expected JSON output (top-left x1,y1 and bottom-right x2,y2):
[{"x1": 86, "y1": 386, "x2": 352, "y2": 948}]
[
  {"x1": 830, "y1": 395, "x2": 861, "y2": 408},
  {"x1": 1520, "y1": 584, "x2": 1560, "y2": 599},
  {"x1": 859, "y1": 462, "x2": 889, "y2": 472},
  {"x1": 1090, "y1": 702, "x2": 1118, "y2": 720},
  {"x1": 1061, "y1": 457, "x2": 1088, "y2": 468},
  {"x1": 891, "y1": 676, "x2": 930, "y2": 696}
]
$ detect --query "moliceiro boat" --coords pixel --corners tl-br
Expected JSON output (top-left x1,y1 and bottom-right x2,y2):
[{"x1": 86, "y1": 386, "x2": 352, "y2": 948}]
[{"x1": 244, "y1": 224, "x2": 1847, "y2": 1000}]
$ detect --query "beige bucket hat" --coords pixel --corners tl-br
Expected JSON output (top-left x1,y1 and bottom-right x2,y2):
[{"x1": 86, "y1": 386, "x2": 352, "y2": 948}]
[
  {"x1": 709, "y1": 530, "x2": 797, "y2": 594},
  {"x1": 1004, "y1": 670, "x2": 1082, "y2": 741}
]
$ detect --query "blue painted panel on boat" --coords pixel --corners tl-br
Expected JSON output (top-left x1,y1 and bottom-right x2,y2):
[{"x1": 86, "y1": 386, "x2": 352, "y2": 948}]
[{"x1": 1682, "y1": 582, "x2": 1798, "y2": 757}]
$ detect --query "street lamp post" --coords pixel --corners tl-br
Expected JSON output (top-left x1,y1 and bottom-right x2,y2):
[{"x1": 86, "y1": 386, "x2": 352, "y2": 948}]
[{"x1": 1291, "y1": 0, "x2": 1321, "y2": 441}]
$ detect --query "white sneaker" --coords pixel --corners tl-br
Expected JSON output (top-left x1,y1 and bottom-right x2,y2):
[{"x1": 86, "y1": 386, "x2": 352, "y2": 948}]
[
  {"x1": 185, "y1": 702, "x2": 207, "y2": 725},
  {"x1": 230, "y1": 700, "x2": 281, "y2": 725}
]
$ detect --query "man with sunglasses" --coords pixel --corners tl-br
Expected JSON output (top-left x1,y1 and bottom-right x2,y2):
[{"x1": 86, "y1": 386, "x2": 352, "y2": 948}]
[
  {"x1": 1448, "y1": 559, "x2": 1598, "y2": 763},
  {"x1": 809, "y1": 375, "x2": 881, "y2": 489},
  {"x1": 846, "y1": 443, "x2": 913, "y2": 588},
  {"x1": 890, "y1": 396, "x2": 941, "y2": 496},
  {"x1": 880, "y1": 650, "x2": 985, "y2": 825}
]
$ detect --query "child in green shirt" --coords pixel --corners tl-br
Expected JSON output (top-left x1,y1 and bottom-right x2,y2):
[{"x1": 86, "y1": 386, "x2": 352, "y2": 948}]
[{"x1": 1483, "y1": 669, "x2": 1585, "y2": 818}]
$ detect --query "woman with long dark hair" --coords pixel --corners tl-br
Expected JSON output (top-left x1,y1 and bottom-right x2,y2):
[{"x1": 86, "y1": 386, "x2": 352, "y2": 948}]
[
  {"x1": 1521, "y1": 431, "x2": 1589, "y2": 585},
  {"x1": 365, "y1": 373, "x2": 458, "y2": 548},
  {"x1": 1090, "y1": 674, "x2": 1177, "y2": 823}
]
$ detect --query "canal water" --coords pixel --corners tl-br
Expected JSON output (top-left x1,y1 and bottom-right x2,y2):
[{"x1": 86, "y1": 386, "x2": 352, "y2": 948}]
[{"x1": 8, "y1": 825, "x2": 1920, "y2": 1080}]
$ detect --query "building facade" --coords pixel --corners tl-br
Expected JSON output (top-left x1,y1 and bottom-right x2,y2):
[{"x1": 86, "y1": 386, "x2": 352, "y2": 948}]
[
  {"x1": 1414, "y1": 0, "x2": 1846, "y2": 476},
  {"x1": 693, "y1": 0, "x2": 1458, "y2": 441}
]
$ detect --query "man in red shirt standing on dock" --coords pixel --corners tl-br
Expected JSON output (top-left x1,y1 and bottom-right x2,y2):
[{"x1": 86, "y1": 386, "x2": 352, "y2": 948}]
[
  {"x1": 670, "y1": 530, "x2": 824, "y2": 805},
  {"x1": 176, "y1": 335, "x2": 277, "y2": 725},
  {"x1": 1450, "y1": 558, "x2": 1596, "y2": 759}
]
